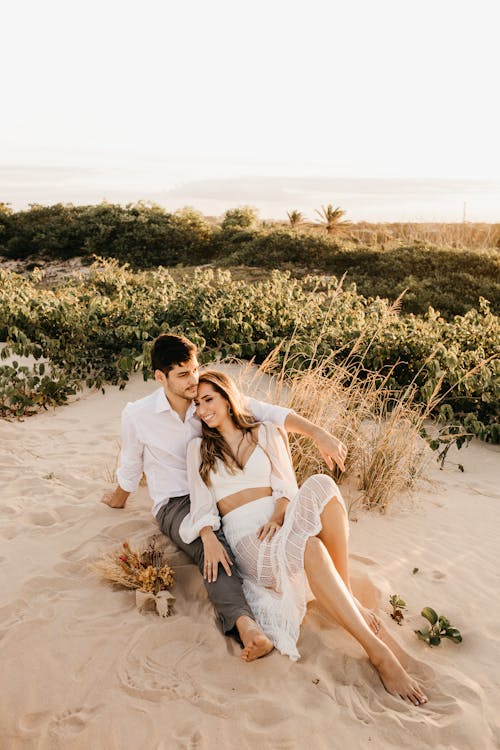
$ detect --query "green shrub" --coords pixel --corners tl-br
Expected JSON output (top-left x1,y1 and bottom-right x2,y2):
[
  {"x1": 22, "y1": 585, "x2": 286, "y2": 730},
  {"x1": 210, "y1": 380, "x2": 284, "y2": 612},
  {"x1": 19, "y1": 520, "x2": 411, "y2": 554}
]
[
  {"x1": 1, "y1": 261, "x2": 498, "y2": 444},
  {"x1": 220, "y1": 206, "x2": 259, "y2": 230},
  {"x1": 1, "y1": 204, "x2": 498, "y2": 319},
  {"x1": 0, "y1": 202, "x2": 214, "y2": 266}
]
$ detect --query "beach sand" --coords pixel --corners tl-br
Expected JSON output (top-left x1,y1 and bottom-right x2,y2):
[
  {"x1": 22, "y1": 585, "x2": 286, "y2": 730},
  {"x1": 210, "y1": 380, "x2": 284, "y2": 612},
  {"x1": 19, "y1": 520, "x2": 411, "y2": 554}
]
[{"x1": 1, "y1": 374, "x2": 499, "y2": 750}]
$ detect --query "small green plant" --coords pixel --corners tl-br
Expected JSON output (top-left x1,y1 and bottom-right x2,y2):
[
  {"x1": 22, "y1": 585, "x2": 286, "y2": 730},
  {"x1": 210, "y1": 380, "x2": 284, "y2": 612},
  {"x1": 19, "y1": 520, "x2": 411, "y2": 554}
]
[
  {"x1": 415, "y1": 607, "x2": 462, "y2": 646},
  {"x1": 389, "y1": 594, "x2": 407, "y2": 625}
]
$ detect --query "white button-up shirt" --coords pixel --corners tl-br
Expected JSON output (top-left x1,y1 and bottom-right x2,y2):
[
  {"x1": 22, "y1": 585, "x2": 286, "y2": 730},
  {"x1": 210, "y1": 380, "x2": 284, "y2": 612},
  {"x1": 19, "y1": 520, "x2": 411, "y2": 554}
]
[{"x1": 116, "y1": 387, "x2": 291, "y2": 517}]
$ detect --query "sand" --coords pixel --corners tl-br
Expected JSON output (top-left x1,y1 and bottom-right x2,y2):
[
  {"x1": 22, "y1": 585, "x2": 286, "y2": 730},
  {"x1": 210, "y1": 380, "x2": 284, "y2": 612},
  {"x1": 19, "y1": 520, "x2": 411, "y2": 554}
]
[{"x1": 1, "y1": 374, "x2": 499, "y2": 750}]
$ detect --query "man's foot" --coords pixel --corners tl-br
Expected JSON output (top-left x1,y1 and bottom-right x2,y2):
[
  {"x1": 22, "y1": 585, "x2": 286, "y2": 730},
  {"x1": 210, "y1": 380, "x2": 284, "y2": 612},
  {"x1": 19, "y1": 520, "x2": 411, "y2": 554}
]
[
  {"x1": 354, "y1": 597, "x2": 381, "y2": 635},
  {"x1": 236, "y1": 615, "x2": 274, "y2": 662},
  {"x1": 370, "y1": 647, "x2": 428, "y2": 706}
]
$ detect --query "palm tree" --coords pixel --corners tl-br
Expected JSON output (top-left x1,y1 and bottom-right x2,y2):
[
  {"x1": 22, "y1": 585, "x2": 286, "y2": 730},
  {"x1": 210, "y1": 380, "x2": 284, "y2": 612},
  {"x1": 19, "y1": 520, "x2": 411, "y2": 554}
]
[
  {"x1": 286, "y1": 209, "x2": 304, "y2": 229},
  {"x1": 315, "y1": 204, "x2": 350, "y2": 235}
]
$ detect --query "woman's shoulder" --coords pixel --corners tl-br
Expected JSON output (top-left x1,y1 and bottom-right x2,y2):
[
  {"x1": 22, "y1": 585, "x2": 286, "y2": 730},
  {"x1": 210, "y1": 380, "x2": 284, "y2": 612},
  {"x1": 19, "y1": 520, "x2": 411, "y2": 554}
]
[{"x1": 256, "y1": 421, "x2": 282, "y2": 442}]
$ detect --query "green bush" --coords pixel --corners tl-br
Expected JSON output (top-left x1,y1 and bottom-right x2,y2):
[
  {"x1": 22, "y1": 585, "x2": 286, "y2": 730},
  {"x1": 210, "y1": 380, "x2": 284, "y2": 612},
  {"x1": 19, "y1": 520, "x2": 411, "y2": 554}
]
[
  {"x1": 217, "y1": 232, "x2": 499, "y2": 318},
  {"x1": 1, "y1": 204, "x2": 498, "y2": 319},
  {"x1": 0, "y1": 202, "x2": 214, "y2": 266},
  {"x1": 1, "y1": 260, "x2": 498, "y2": 443},
  {"x1": 220, "y1": 206, "x2": 259, "y2": 230}
]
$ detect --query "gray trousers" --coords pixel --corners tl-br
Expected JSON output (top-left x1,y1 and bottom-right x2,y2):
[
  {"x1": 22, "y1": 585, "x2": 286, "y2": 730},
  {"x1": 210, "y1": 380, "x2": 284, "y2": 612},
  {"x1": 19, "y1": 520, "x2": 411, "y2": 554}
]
[{"x1": 156, "y1": 495, "x2": 253, "y2": 637}]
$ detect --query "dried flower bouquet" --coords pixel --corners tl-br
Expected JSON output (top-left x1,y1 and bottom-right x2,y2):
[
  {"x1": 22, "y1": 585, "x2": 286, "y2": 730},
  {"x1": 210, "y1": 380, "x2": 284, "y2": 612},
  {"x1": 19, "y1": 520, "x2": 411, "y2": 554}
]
[{"x1": 95, "y1": 536, "x2": 175, "y2": 617}]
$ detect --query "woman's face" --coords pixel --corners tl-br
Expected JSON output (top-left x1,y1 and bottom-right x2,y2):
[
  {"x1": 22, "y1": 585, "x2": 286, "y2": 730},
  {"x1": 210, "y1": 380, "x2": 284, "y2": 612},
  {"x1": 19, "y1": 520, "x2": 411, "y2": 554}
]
[{"x1": 195, "y1": 381, "x2": 231, "y2": 429}]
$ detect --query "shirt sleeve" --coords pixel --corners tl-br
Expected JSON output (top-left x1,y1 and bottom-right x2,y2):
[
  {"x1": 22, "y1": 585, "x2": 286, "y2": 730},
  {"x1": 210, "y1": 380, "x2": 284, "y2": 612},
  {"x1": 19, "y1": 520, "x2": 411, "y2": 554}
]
[
  {"x1": 116, "y1": 404, "x2": 144, "y2": 493},
  {"x1": 179, "y1": 439, "x2": 221, "y2": 544},
  {"x1": 246, "y1": 396, "x2": 291, "y2": 428},
  {"x1": 261, "y1": 423, "x2": 299, "y2": 502}
]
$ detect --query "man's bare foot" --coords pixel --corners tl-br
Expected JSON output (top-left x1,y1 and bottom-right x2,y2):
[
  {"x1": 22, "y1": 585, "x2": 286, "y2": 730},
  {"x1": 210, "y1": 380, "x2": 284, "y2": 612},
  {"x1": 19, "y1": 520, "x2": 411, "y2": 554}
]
[
  {"x1": 236, "y1": 615, "x2": 274, "y2": 662},
  {"x1": 354, "y1": 597, "x2": 381, "y2": 635},
  {"x1": 370, "y1": 647, "x2": 428, "y2": 706}
]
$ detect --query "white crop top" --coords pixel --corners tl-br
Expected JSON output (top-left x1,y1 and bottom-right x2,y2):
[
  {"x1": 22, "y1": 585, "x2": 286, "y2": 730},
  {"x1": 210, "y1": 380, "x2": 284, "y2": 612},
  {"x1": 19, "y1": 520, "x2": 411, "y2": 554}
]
[
  {"x1": 179, "y1": 423, "x2": 300, "y2": 545},
  {"x1": 210, "y1": 445, "x2": 272, "y2": 502}
]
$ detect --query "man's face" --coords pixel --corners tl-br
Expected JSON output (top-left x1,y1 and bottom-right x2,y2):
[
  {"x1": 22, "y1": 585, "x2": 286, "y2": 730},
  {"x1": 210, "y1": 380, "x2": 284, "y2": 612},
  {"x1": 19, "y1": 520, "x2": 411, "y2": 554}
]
[{"x1": 157, "y1": 356, "x2": 199, "y2": 402}]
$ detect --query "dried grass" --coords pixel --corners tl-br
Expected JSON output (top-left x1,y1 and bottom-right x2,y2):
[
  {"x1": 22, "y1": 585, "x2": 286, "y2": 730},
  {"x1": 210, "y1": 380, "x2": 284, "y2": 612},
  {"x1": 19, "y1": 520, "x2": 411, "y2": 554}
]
[
  {"x1": 304, "y1": 220, "x2": 500, "y2": 250},
  {"x1": 231, "y1": 326, "x2": 440, "y2": 514}
]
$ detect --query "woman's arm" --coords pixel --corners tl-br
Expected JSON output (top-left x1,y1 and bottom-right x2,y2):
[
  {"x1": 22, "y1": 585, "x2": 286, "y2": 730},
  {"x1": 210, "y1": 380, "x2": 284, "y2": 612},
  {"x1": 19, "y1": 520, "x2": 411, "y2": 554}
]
[
  {"x1": 263, "y1": 423, "x2": 299, "y2": 501},
  {"x1": 257, "y1": 496, "x2": 289, "y2": 542},
  {"x1": 179, "y1": 440, "x2": 221, "y2": 544},
  {"x1": 256, "y1": 423, "x2": 298, "y2": 542},
  {"x1": 198, "y1": 526, "x2": 233, "y2": 582},
  {"x1": 180, "y1": 440, "x2": 234, "y2": 582}
]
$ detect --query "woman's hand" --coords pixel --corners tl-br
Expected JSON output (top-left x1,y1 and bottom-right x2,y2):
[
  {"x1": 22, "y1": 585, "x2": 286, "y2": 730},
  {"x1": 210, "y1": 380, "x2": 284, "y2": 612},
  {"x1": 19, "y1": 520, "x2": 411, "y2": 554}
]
[
  {"x1": 257, "y1": 496, "x2": 288, "y2": 542},
  {"x1": 200, "y1": 528, "x2": 233, "y2": 582},
  {"x1": 257, "y1": 520, "x2": 282, "y2": 542}
]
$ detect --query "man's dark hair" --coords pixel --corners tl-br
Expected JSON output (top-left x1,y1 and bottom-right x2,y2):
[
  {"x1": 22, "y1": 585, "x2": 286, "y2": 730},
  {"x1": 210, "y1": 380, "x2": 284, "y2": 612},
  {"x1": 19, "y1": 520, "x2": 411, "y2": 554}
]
[{"x1": 151, "y1": 333, "x2": 197, "y2": 374}]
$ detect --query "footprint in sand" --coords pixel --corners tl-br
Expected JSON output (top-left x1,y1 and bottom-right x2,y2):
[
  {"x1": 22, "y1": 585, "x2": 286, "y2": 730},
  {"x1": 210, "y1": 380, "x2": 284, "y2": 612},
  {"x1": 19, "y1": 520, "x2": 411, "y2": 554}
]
[
  {"x1": 53, "y1": 559, "x2": 93, "y2": 577},
  {"x1": 170, "y1": 726, "x2": 204, "y2": 750},
  {"x1": 62, "y1": 520, "x2": 154, "y2": 564},
  {"x1": 100, "y1": 518, "x2": 154, "y2": 540},
  {"x1": 24, "y1": 510, "x2": 58, "y2": 527},
  {"x1": 431, "y1": 570, "x2": 446, "y2": 580},
  {"x1": 240, "y1": 697, "x2": 295, "y2": 730},
  {"x1": 20, "y1": 704, "x2": 102, "y2": 739},
  {"x1": 0, "y1": 601, "x2": 30, "y2": 634},
  {"x1": 21, "y1": 574, "x2": 77, "y2": 597},
  {"x1": 0, "y1": 526, "x2": 22, "y2": 540},
  {"x1": 52, "y1": 504, "x2": 89, "y2": 522},
  {"x1": 0, "y1": 505, "x2": 18, "y2": 517},
  {"x1": 117, "y1": 620, "x2": 230, "y2": 718}
]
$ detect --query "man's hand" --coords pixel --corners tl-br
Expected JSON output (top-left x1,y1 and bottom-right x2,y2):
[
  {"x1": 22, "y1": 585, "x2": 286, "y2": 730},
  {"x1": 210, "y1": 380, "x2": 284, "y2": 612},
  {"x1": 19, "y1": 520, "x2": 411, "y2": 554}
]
[
  {"x1": 101, "y1": 486, "x2": 129, "y2": 509},
  {"x1": 200, "y1": 527, "x2": 233, "y2": 582},
  {"x1": 314, "y1": 430, "x2": 347, "y2": 472},
  {"x1": 284, "y1": 412, "x2": 347, "y2": 472}
]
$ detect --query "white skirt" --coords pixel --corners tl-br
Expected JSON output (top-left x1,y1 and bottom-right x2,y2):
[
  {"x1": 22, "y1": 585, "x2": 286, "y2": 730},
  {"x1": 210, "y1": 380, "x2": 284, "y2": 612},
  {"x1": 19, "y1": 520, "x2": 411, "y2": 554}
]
[{"x1": 222, "y1": 474, "x2": 348, "y2": 660}]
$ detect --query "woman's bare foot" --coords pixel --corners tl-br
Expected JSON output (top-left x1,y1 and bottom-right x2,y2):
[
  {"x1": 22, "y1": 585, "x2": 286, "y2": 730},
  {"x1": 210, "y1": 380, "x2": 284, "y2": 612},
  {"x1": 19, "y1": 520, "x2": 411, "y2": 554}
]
[
  {"x1": 354, "y1": 597, "x2": 381, "y2": 635},
  {"x1": 236, "y1": 615, "x2": 274, "y2": 662},
  {"x1": 370, "y1": 647, "x2": 428, "y2": 706}
]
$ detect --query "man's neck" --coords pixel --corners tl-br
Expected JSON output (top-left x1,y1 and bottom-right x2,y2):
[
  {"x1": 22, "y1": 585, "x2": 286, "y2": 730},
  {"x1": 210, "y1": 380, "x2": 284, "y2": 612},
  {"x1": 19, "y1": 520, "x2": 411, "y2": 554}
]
[{"x1": 164, "y1": 390, "x2": 192, "y2": 422}]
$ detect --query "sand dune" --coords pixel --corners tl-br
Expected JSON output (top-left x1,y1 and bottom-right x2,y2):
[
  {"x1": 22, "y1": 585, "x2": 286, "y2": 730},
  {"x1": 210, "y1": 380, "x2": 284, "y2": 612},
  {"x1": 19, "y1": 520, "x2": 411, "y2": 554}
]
[{"x1": 1, "y1": 375, "x2": 499, "y2": 749}]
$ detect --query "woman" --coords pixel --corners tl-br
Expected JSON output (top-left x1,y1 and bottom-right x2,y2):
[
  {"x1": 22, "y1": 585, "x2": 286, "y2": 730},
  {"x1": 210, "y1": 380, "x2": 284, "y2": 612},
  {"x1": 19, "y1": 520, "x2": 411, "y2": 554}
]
[{"x1": 180, "y1": 370, "x2": 428, "y2": 706}]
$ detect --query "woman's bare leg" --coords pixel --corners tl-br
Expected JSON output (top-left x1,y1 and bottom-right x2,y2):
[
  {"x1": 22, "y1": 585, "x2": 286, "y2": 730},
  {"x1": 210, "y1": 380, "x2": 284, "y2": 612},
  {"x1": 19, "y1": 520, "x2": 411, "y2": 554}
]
[
  {"x1": 317, "y1": 493, "x2": 381, "y2": 634},
  {"x1": 304, "y1": 537, "x2": 428, "y2": 706}
]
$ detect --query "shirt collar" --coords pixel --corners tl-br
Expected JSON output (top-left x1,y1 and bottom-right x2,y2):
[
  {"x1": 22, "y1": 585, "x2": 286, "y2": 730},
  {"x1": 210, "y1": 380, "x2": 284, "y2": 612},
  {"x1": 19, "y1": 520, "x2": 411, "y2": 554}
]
[
  {"x1": 154, "y1": 387, "x2": 198, "y2": 420},
  {"x1": 155, "y1": 388, "x2": 172, "y2": 413}
]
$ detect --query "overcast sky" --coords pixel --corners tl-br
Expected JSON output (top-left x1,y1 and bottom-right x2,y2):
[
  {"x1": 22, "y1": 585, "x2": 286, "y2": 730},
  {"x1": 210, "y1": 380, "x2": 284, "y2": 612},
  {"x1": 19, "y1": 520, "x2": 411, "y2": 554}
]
[{"x1": 1, "y1": 0, "x2": 499, "y2": 219}]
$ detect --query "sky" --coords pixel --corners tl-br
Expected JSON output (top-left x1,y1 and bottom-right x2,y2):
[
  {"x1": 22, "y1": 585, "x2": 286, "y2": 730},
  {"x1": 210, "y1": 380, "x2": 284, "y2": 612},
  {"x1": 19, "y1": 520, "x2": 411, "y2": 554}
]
[{"x1": 1, "y1": 0, "x2": 499, "y2": 221}]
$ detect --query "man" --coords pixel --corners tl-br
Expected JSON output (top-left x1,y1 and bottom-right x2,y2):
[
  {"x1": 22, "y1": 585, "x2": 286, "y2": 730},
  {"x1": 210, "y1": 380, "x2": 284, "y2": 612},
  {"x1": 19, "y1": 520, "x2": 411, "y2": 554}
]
[{"x1": 102, "y1": 333, "x2": 347, "y2": 661}]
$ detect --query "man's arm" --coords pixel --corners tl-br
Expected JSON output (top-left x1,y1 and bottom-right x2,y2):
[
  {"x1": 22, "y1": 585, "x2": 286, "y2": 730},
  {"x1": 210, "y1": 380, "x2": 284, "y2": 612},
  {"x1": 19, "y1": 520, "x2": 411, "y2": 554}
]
[
  {"x1": 247, "y1": 396, "x2": 347, "y2": 472},
  {"x1": 101, "y1": 405, "x2": 144, "y2": 509},
  {"x1": 284, "y1": 411, "x2": 347, "y2": 472}
]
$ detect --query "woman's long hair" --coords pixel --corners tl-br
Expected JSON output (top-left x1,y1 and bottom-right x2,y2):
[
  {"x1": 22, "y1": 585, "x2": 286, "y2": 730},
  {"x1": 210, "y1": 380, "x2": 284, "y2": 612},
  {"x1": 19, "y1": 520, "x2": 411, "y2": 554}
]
[{"x1": 197, "y1": 370, "x2": 258, "y2": 485}]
